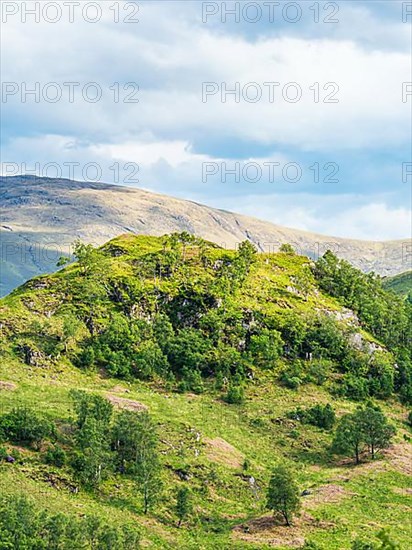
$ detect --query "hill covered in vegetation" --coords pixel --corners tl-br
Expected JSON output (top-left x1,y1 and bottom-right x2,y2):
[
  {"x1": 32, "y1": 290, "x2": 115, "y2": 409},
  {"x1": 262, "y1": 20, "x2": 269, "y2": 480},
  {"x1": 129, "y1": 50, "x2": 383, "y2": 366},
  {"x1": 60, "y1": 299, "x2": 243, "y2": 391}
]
[{"x1": 0, "y1": 233, "x2": 411, "y2": 549}]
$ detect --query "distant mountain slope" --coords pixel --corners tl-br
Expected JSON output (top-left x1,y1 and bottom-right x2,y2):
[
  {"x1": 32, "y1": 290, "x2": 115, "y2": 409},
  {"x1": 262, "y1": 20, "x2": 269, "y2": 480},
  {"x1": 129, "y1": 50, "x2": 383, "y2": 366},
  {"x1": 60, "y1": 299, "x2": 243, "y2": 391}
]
[
  {"x1": 0, "y1": 175, "x2": 409, "y2": 296},
  {"x1": 383, "y1": 271, "x2": 412, "y2": 299}
]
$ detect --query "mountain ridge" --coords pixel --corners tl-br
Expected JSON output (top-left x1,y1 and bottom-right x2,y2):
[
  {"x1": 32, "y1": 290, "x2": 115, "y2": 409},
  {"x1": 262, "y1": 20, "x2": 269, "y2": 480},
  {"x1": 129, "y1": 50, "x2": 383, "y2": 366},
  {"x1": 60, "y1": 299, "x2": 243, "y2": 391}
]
[{"x1": 0, "y1": 175, "x2": 410, "y2": 296}]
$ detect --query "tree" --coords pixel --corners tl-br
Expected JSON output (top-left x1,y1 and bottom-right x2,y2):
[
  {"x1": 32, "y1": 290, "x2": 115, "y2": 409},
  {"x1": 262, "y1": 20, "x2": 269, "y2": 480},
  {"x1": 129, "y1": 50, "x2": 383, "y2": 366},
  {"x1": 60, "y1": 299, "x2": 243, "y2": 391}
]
[
  {"x1": 332, "y1": 412, "x2": 364, "y2": 464},
  {"x1": 112, "y1": 411, "x2": 162, "y2": 514},
  {"x1": 0, "y1": 494, "x2": 141, "y2": 549},
  {"x1": 292, "y1": 266, "x2": 313, "y2": 301},
  {"x1": 60, "y1": 314, "x2": 82, "y2": 353},
  {"x1": 266, "y1": 465, "x2": 300, "y2": 526},
  {"x1": 358, "y1": 406, "x2": 396, "y2": 460},
  {"x1": 176, "y1": 486, "x2": 192, "y2": 527},
  {"x1": 332, "y1": 406, "x2": 395, "y2": 464},
  {"x1": 70, "y1": 391, "x2": 114, "y2": 487},
  {"x1": 279, "y1": 243, "x2": 295, "y2": 255},
  {"x1": 134, "y1": 412, "x2": 162, "y2": 514},
  {"x1": 72, "y1": 416, "x2": 113, "y2": 487},
  {"x1": 70, "y1": 390, "x2": 113, "y2": 430}
]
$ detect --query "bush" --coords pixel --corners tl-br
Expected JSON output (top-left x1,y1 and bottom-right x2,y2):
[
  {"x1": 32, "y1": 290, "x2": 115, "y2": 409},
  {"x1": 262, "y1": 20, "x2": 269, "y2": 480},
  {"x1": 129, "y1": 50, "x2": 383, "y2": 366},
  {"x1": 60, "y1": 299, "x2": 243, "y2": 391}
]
[
  {"x1": 340, "y1": 374, "x2": 369, "y2": 401},
  {"x1": 305, "y1": 359, "x2": 330, "y2": 385},
  {"x1": 0, "y1": 407, "x2": 54, "y2": 449},
  {"x1": 178, "y1": 369, "x2": 204, "y2": 394},
  {"x1": 408, "y1": 411, "x2": 412, "y2": 427},
  {"x1": 289, "y1": 404, "x2": 335, "y2": 430},
  {"x1": 44, "y1": 444, "x2": 66, "y2": 467},
  {"x1": 0, "y1": 447, "x2": 8, "y2": 461},
  {"x1": 280, "y1": 362, "x2": 303, "y2": 390},
  {"x1": 225, "y1": 384, "x2": 244, "y2": 404}
]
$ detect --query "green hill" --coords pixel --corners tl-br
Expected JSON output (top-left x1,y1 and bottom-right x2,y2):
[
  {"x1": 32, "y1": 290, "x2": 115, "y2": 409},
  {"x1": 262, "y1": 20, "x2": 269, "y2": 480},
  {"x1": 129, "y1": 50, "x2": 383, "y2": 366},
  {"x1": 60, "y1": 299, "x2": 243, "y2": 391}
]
[
  {"x1": 382, "y1": 271, "x2": 412, "y2": 300},
  {"x1": 0, "y1": 233, "x2": 411, "y2": 549}
]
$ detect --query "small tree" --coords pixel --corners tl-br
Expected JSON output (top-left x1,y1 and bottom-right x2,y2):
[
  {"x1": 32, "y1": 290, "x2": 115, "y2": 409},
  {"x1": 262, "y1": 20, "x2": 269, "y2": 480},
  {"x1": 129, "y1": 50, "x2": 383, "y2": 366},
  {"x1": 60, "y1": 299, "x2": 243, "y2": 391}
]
[
  {"x1": 332, "y1": 406, "x2": 395, "y2": 464},
  {"x1": 266, "y1": 465, "x2": 300, "y2": 526},
  {"x1": 113, "y1": 411, "x2": 162, "y2": 514},
  {"x1": 225, "y1": 384, "x2": 244, "y2": 405},
  {"x1": 176, "y1": 486, "x2": 192, "y2": 527},
  {"x1": 280, "y1": 243, "x2": 295, "y2": 255},
  {"x1": 70, "y1": 390, "x2": 113, "y2": 430},
  {"x1": 358, "y1": 406, "x2": 396, "y2": 460},
  {"x1": 332, "y1": 412, "x2": 364, "y2": 464}
]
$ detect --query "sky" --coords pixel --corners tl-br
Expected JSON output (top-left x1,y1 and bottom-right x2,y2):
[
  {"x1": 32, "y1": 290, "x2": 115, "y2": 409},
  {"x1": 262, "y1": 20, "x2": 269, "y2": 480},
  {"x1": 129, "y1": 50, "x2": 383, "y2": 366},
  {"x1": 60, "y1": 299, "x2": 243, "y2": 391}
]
[{"x1": 1, "y1": 0, "x2": 411, "y2": 241}]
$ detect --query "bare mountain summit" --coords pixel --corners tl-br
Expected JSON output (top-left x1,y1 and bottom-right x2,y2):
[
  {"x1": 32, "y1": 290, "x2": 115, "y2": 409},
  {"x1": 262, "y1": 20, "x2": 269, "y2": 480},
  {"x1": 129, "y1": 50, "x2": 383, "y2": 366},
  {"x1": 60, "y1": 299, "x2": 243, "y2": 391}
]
[{"x1": 0, "y1": 175, "x2": 410, "y2": 296}]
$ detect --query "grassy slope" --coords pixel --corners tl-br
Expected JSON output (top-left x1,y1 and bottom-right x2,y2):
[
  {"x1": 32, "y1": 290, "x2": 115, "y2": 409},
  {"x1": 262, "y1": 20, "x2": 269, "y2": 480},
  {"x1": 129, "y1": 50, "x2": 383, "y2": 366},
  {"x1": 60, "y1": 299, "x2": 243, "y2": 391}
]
[{"x1": 0, "y1": 234, "x2": 411, "y2": 549}]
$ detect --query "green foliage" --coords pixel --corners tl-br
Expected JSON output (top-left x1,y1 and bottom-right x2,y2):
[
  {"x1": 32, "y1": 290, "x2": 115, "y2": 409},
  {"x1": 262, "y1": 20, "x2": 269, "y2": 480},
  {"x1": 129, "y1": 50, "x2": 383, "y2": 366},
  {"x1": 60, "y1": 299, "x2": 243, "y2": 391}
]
[
  {"x1": 130, "y1": 411, "x2": 162, "y2": 514},
  {"x1": 279, "y1": 361, "x2": 304, "y2": 390},
  {"x1": 279, "y1": 243, "x2": 296, "y2": 255},
  {"x1": 352, "y1": 529, "x2": 400, "y2": 549},
  {"x1": 314, "y1": 251, "x2": 412, "y2": 402},
  {"x1": 1, "y1": 234, "x2": 410, "y2": 547},
  {"x1": 0, "y1": 407, "x2": 54, "y2": 449},
  {"x1": 266, "y1": 465, "x2": 300, "y2": 526},
  {"x1": 176, "y1": 486, "x2": 192, "y2": 527},
  {"x1": 248, "y1": 329, "x2": 283, "y2": 368},
  {"x1": 70, "y1": 391, "x2": 114, "y2": 487},
  {"x1": 358, "y1": 405, "x2": 396, "y2": 460},
  {"x1": 44, "y1": 444, "x2": 67, "y2": 467},
  {"x1": 225, "y1": 383, "x2": 245, "y2": 404},
  {"x1": 289, "y1": 404, "x2": 335, "y2": 430},
  {"x1": 112, "y1": 410, "x2": 162, "y2": 513},
  {"x1": 0, "y1": 495, "x2": 140, "y2": 549},
  {"x1": 70, "y1": 390, "x2": 113, "y2": 429},
  {"x1": 332, "y1": 405, "x2": 395, "y2": 464},
  {"x1": 382, "y1": 271, "x2": 412, "y2": 300}
]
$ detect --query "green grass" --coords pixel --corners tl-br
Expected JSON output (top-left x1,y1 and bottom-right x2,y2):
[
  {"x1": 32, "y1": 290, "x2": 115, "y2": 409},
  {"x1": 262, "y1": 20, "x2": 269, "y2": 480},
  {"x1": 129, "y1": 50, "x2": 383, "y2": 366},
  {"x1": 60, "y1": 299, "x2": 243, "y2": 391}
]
[{"x1": 0, "y1": 355, "x2": 410, "y2": 549}]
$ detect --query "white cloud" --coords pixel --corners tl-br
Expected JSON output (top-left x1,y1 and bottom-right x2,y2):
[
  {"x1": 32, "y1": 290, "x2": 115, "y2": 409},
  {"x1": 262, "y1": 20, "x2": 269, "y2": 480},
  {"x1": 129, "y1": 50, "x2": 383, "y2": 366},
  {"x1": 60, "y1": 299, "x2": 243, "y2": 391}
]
[
  {"x1": 215, "y1": 193, "x2": 411, "y2": 240},
  {"x1": 2, "y1": 3, "x2": 410, "y2": 151}
]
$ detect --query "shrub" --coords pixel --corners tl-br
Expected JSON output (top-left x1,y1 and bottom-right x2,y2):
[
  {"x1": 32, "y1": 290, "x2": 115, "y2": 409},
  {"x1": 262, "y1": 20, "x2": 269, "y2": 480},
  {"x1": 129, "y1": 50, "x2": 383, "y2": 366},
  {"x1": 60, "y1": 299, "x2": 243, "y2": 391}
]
[
  {"x1": 225, "y1": 384, "x2": 244, "y2": 404},
  {"x1": 0, "y1": 407, "x2": 54, "y2": 449},
  {"x1": 0, "y1": 494, "x2": 141, "y2": 549},
  {"x1": 289, "y1": 404, "x2": 335, "y2": 430},
  {"x1": 340, "y1": 374, "x2": 369, "y2": 401},
  {"x1": 305, "y1": 359, "x2": 330, "y2": 385},
  {"x1": 280, "y1": 362, "x2": 303, "y2": 390},
  {"x1": 44, "y1": 444, "x2": 67, "y2": 467}
]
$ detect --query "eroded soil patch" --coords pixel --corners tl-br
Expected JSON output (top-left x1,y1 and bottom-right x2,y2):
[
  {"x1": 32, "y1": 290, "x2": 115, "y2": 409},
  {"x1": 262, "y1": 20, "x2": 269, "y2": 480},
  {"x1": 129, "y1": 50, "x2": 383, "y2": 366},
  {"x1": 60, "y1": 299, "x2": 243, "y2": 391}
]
[
  {"x1": 204, "y1": 437, "x2": 244, "y2": 469},
  {"x1": 106, "y1": 394, "x2": 148, "y2": 412}
]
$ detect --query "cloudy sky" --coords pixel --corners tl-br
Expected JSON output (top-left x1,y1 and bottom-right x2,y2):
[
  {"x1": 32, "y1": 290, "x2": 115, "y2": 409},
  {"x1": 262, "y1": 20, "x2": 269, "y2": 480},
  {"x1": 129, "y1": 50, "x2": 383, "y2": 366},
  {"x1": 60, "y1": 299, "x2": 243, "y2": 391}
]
[{"x1": 1, "y1": 0, "x2": 411, "y2": 240}]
